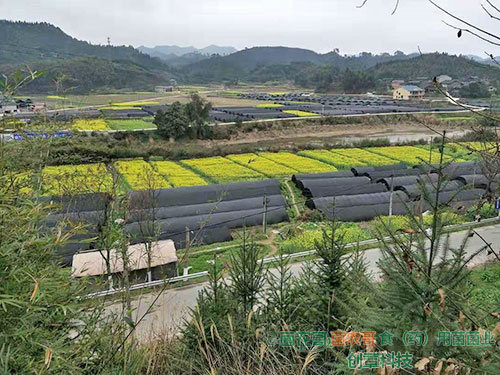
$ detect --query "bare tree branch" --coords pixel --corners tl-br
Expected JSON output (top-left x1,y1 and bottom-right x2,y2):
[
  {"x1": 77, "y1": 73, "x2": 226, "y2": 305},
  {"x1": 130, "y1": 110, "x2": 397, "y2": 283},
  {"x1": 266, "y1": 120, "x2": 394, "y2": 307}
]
[
  {"x1": 391, "y1": 0, "x2": 400, "y2": 15},
  {"x1": 486, "y1": 0, "x2": 500, "y2": 14},
  {"x1": 428, "y1": 0, "x2": 500, "y2": 42},
  {"x1": 442, "y1": 20, "x2": 500, "y2": 46},
  {"x1": 356, "y1": 0, "x2": 369, "y2": 8},
  {"x1": 482, "y1": 3, "x2": 500, "y2": 21},
  {"x1": 484, "y1": 51, "x2": 500, "y2": 68},
  {"x1": 357, "y1": 0, "x2": 400, "y2": 14}
]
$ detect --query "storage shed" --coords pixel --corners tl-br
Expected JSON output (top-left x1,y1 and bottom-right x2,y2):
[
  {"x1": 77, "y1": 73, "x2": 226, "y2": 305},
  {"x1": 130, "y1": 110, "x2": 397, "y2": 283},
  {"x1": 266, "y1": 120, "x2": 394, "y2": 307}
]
[{"x1": 72, "y1": 239, "x2": 178, "y2": 281}]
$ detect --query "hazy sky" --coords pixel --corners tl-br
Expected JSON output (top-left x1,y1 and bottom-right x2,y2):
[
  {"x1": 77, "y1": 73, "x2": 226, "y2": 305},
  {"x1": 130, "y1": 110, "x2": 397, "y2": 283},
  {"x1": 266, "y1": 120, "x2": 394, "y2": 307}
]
[{"x1": 0, "y1": 0, "x2": 496, "y2": 56}]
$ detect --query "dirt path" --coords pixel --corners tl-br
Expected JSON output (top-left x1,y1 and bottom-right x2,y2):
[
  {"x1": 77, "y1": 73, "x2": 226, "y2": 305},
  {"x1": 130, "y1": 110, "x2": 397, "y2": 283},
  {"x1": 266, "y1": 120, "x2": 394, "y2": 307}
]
[
  {"x1": 258, "y1": 230, "x2": 278, "y2": 257},
  {"x1": 284, "y1": 180, "x2": 301, "y2": 217}
]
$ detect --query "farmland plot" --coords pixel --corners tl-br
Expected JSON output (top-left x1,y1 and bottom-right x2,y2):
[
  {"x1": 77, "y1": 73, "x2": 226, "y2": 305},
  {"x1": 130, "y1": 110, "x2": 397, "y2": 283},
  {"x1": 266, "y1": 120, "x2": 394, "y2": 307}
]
[
  {"x1": 331, "y1": 148, "x2": 397, "y2": 166},
  {"x1": 367, "y1": 146, "x2": 456, "y2": 164},
  {"x1": 181, "y1": 156, "x2": 263, "y2": 183},
  {"x1": 226, "y1": 153, "x2": 297, "y2": 177},
  {"x1": 151, "y1": 161, "x2": 208, "y2": 187},
  {"x1": 41, "y1": 163, "x2": 113, "y2": 195},
  {"x1": 114, "y1": 160, "x2": 170, "y2": 190},
  {"x1": 298, "y1": 150, "x2": 366, "y2": 169},
  {"x1": 259, "y1": 152, "x2": 335, "y2": 173}
]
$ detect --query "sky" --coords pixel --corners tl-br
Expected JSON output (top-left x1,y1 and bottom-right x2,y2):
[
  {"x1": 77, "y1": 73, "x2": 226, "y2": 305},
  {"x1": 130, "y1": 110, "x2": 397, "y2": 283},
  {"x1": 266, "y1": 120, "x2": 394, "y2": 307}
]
[{"x1": 0, "y1": 0, "x2": 497, "y2": 56}]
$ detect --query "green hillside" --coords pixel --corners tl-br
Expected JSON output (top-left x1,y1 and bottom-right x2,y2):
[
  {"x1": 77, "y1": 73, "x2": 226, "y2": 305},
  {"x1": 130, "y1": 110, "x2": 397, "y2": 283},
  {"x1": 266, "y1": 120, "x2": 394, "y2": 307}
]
[
  {"x1": 370, "y1": 53, "x2": 500, "y2": 81},
  {"x1": 0, "y1": 20, "x2": 173, "y2": 93}
]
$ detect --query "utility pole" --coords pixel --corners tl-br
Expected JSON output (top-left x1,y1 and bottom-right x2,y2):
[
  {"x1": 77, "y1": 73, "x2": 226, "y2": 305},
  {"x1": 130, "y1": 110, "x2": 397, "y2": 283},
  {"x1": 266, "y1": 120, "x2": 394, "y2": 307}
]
[
  {"x1": 107, "y1": 37, "x2": 111, "y2": 47},
  {"x1": 262, "y1": 195, "x2": 268, "y2": 234},
  {"x1": 388, "y1": 175, "x2": 394, "y2": 226},
  {"x1": 429, "y1": 136, "x2": 433, "y2": 163}
]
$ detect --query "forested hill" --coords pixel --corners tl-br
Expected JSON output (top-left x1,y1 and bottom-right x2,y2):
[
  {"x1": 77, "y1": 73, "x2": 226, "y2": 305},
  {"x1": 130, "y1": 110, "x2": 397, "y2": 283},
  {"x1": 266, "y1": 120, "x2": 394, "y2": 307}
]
[
  {"x1": 0, "y1": 20, "x2": 164, "y2": 69},
  {"x1": 0, "y1": 20, "x2": 175, "y2": 93},
  {"x1": 182, "y1": 46, "x2": 417, "y2": 82},
  {"x1": 369, "y1": 53, "x2": 500, "y2": 81}
]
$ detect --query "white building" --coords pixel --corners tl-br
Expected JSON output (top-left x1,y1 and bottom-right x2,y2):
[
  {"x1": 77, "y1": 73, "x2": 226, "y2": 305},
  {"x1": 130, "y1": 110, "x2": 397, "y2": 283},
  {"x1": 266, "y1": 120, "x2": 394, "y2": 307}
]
[
  {"x1": 0, "y1": 100, "x2": 18, "y2": 114},
  {"x1": 155, "y1": 85, "x2": 174, "y2": 93}
]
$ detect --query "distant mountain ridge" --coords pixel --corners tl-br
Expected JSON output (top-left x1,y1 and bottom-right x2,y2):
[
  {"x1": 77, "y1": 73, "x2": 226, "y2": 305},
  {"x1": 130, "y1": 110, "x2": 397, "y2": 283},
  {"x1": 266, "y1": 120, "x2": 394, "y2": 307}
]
[
  {"x1": 137, "y1": 44, "x2": 237, "y2": 59},
  {"x1": 182, "y1": 46, "x2": 419, "y2": 82}
]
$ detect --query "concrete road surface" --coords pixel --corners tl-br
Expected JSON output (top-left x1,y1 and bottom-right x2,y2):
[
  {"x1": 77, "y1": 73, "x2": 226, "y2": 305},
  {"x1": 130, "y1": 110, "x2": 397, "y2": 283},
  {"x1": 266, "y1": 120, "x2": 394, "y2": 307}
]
[{"x1": 107, "y1": 224, "x2": 500, "y2": 342}]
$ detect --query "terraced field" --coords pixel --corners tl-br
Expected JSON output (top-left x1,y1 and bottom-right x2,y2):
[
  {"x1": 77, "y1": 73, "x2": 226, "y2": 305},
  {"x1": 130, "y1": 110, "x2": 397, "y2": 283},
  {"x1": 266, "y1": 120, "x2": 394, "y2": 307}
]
[{"x1": 37, "y1": 144, "x2": 480, "y2": 194}]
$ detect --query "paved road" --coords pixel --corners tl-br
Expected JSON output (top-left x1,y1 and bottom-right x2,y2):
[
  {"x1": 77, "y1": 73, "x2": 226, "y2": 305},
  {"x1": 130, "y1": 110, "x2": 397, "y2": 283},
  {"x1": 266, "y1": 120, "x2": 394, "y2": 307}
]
[{"x1": 108, "y1": 224, "x2": 500, "y2": 342}]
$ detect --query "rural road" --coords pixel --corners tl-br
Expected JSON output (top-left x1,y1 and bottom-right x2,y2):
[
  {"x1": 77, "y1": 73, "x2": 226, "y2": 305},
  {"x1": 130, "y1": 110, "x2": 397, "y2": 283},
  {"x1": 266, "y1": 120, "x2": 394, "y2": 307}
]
[{"x1": 108, "y1": 223, "x2": 500, "y2": 342}]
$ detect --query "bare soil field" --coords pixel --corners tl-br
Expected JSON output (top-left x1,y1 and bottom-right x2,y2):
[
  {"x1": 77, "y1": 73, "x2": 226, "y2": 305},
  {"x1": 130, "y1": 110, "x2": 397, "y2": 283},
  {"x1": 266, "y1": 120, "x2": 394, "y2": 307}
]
[{"x1": 204, "y1": 120, "x2": 469, "y2": 148}]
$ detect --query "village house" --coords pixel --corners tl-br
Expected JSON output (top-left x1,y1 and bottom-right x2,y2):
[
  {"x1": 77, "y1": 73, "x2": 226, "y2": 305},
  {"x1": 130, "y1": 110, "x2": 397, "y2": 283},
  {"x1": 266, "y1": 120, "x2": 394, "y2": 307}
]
[
  {"x1": 393, "y1": 85, "x2": 425, "y2": 100},
  {"x1": 154, "y1": 85, "x2": 174, "y2": 93}
]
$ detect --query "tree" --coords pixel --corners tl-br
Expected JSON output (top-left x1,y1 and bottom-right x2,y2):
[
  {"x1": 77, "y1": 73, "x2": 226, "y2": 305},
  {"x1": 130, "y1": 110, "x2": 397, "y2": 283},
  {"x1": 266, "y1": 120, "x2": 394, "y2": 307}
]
[
  {"x1": 340, "y1": 69, "x2": 376, "y2": 93},
  {"x1": 459, "y1": 82, "x2": 491, "y2": 98},
  {"x1": 184, "y1": 93, "x2": 212, "y2": 138},
  {"x1": 153, "y1": 101, "x2": 189, "y2": 140}
]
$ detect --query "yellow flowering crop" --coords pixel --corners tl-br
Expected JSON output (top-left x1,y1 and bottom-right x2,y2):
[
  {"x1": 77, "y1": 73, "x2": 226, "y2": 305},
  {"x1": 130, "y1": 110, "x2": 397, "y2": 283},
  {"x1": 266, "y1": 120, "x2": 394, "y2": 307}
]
[
  {"x1": 259, "y1": 152, "x2": 335, "y2": 173},
  {"x1": 282, "y1": 110, "x2": 320, "y2": 117},
  {"x1": 256, "y1": 103, "x2": 284, "y2": 108},
  {"x1": 298, "y1": 150, "x2": 366, "y2": 170},
  {"x1": 114, "y1": 160, "x2": 170, "y2": 190},
  {"x1": 151, "y1": 161, "x2": 208, "y2": 187},
  {"x1": 72, "y1": 119, "x2": 110, "y2": 131},
  {"x1": 331, "y1": 148, "x2": 397, "y2": 166},
  {"x1": 41, "y1": 163, "x2": 113, "y2": 195},
  {"x1": 367, "y1": 146, "x2": 455, "y2": 165},
  {"x1": 110, "y1": 101, "x2": 159, "y2": 106},
  {"x1": 226, "y1": 153, "x2": 298, "y2": 177},
  {"x1": 181, "y1": 156, "x2": 263, "y2": 183}
]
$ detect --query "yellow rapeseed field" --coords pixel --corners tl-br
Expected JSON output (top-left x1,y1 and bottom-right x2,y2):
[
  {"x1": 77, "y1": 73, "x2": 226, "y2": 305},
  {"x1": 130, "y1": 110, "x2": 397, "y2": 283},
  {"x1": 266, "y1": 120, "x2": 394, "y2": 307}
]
[{"x1": 151, "y1": 161, "x2": 208, "y2": 187}]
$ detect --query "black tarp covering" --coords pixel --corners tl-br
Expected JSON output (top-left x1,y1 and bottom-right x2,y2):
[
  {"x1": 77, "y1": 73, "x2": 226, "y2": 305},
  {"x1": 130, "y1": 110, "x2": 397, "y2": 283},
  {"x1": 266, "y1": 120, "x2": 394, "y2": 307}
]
[
  {"x1": 437, "y1": 162, "x2": 482, "y2": 178},
  {"x1": 454, "y1": 175, "x2": 489, "y2": 189},
  {"x1": 127, "y1": 179, "x2": 282, "y2": 209},
  {"x1": 127, "y1": 195, "x2": 285, "y2": 223},
  {"x1": 40, "y1": 179, "x2": 289, "y2": 266},
  {"x1": 292, "y1": 170, "x2": 354, "y2": 184},
  {"x1": 396, "y1": 181, "x2": 464, "y2": 200},
  {"x1": 125, "y1": 207, "x2": 288, "y2": 245},
  {"x1": 44, "y1": 210, "x2": 106, "y2": 228},
  {"x1": 351, "y1": 164, "x2": 406, "y2": 176},
  {"x1": 297, "y1": 176, "x2": 370, "y2": 191},
  {"x1": 364, "y1": 168, "x2": 423, "y2": 180},
  {"x1": 36, "y1": 192, "x2": 111, "y2": 213},
  {"x1": 432, "y1": 189, "x2": 486, "y2": 206},
  {"x1": 302, "y1": 181, "x2": 387, "y2": 198},
  {"x1": 308, "y1": 191, "x2": 413, "y2": 221},
  {"x1": 454, "y1": 174, "x2": 500, "y2": 190},
  {"x1": 377, "y1": 174, "x2": 439, "y2": 190}
]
